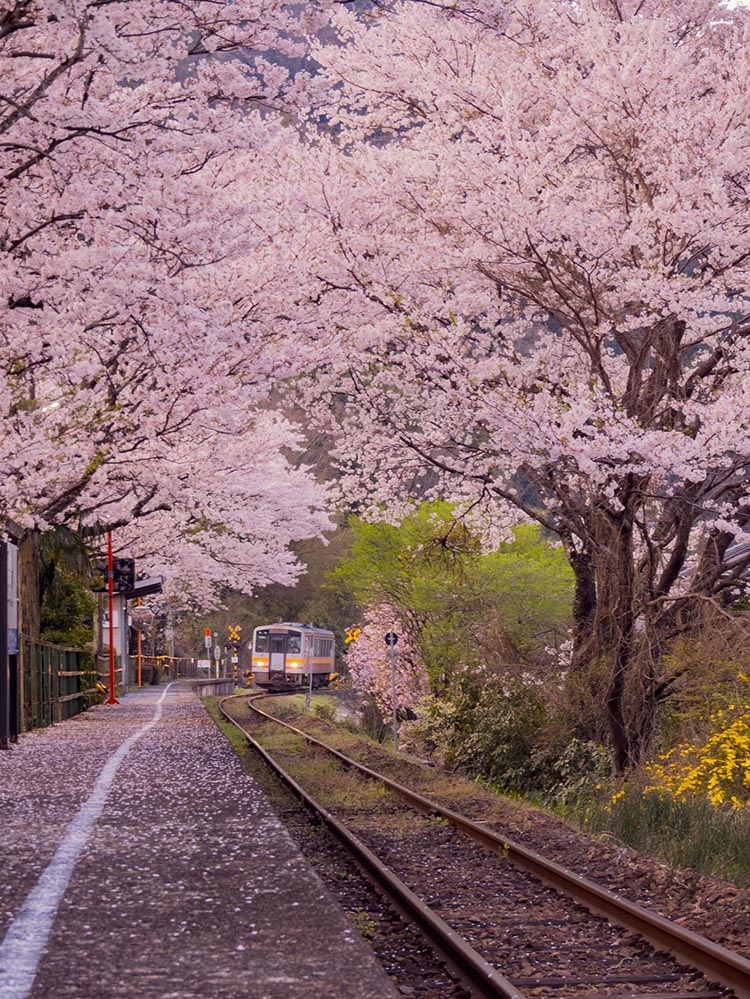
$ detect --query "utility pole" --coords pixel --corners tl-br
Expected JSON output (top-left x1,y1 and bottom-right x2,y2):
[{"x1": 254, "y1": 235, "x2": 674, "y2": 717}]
[
  {"x1": 136, "y1": 597, "x2": 143, "y2": 686},
  {"x1": 106, "y1": 531, "x2": 118, "y2": 705}
]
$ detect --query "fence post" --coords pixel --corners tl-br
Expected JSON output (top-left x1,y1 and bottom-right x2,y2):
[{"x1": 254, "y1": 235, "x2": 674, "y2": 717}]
[
  {"x1": 31, "y1": 641, "x2": 39, "y2": 730},
  {"x1": 45, "y1": 644, "x2": 53, "y2": 726}
]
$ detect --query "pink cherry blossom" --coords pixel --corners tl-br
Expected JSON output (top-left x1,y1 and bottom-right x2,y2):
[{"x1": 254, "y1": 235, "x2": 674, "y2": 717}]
[
  {"x1": 267, "y1": 0, "x2": 750, "y2": 768},
  {"x1": 345, "y1": 605, "x2": 429, "y2": 716},
  {"x1": 1, "y1": 1, "x2": 334, "y2": 598}
]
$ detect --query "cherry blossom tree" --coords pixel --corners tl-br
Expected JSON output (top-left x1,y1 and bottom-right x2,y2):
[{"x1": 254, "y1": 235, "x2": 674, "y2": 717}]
[
  {"x1": 0, "y1": 1, "x2": 333, "y2": 599},
  {"x1": 98, "y1": 408, "x2": 332, "y2": 601},
  {"x1": 272, "y1": 0, "x2": 750, "y2": 768},
  {"x1": 346, "y1": 604, "x2": 429, "y2": 716}
]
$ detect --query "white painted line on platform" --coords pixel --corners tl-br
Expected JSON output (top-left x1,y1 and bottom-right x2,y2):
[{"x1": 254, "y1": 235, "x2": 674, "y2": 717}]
[{"x1": 0, "y1": 684, "x2": 175, "y2": 999}]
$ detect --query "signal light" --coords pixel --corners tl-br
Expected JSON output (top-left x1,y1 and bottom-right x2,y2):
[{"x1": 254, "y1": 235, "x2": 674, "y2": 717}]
[
  {"x1": 111, "y1": 559, "x2": 135, "y2": 592},
  {"x1": 91, "y1": 558, "x2": 135, "y2": 593}
]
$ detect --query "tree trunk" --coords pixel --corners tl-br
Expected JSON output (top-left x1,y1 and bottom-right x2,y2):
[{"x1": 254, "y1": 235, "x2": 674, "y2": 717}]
[
  {"x1": 569, "y1": 507, "x2": 656, "y2": 773},
  {"x1": 18, "y1": 531, "x2": 42, "y2": 641}
]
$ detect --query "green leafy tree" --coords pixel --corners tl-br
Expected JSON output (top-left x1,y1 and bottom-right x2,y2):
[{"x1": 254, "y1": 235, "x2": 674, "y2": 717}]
[
  {"x1": 469, "y1": 525, "x2": 575, "y2": 658},
  {"x1": 39, "y1": 528, "x2": 96, "y2": 650},
  {"x1": 40, "y1": 570, "x2": 95, "y2": 650},
  {"x1": 328, "y1": 503, "x2": 574, "y2": 686}
]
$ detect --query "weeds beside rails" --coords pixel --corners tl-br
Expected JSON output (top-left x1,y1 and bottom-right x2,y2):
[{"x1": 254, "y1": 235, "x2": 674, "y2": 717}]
[
  {"x1": 570, "y1": 682, "x2": 750, "y2": 886},
  {"x1": 574, "y1": 780, "x2": 750, "y2": 886}
]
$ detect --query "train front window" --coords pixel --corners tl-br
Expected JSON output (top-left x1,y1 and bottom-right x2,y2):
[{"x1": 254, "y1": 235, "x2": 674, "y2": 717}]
[
  {"x1": 287, "y1": 631, "x2": 301, "y2": 654},
  {"x1": 255, "y1": 630, "x2": 269, "y2": 653},
  {"x1": 270, "y1": 635, "x2": 284, "y2": 654}
]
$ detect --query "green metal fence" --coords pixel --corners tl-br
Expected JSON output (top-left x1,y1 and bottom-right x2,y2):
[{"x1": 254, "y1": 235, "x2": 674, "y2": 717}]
[{"x1": 21, "y1": 639, "x2": 95, "y2": 731}]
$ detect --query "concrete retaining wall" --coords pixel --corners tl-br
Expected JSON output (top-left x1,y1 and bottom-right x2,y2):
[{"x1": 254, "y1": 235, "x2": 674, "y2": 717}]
[{"x1": 192, "y1": 679, "x2": 236, "y2": 699}]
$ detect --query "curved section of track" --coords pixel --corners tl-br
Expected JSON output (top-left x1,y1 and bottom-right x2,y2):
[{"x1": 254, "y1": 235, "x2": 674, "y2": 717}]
[
  {"x1": 219, "y1": 693, "x2": 523, "y2": 999},
  {"x1": 220, "y1": 693, "x2": 750, "y2": 999}
]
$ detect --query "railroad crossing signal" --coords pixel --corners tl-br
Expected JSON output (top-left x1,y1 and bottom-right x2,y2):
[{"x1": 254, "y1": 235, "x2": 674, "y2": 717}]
[
  {"x1": 225, "y1": 625, "x2": 240, "y2": 675},
  {"x1": 344, "y1": 626, "x2": 361, "y2": 644},
  {"x1": 92, "y1": 558, "x2": 135, "y2": 593}
]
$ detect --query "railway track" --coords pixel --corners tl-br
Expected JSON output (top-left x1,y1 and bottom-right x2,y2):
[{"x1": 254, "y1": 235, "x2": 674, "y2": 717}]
[{"x1": 218, "y1": 692, "x2": 750, "y2": 999}]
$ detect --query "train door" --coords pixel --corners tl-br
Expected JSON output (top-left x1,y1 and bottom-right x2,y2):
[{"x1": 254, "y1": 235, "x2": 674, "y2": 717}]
[{"x1": 269, "y1": 632, "x2": 286, "y2": 678}]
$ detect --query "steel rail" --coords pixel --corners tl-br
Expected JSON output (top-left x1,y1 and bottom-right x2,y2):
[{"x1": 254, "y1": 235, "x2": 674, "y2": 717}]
[
  {"x1": 218, "y1": 693, "x2": 524, "y2": 999},
  {"x1": 246, "y1": 695, "x2": 750, "y2": 999}
]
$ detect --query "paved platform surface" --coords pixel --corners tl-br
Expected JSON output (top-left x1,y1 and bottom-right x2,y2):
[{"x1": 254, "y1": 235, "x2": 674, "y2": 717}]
[{"x1": 0, "y1": 683, "x2": 399, "y2": 999}]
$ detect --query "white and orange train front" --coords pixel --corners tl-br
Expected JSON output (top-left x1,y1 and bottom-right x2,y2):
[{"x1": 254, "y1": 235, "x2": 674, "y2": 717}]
[{"x1": 250, "y1": 622, "x2": 335, "y2": 687}]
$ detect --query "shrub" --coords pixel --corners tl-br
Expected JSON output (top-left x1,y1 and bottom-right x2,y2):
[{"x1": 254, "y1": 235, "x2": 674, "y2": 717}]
[
  {"x1": 358, "y1": 694, "x2": 388, "y2": 743},
  {"x1": 400, "y1": 674, "x2": 610, "y2": 802},
  {"x1": 313, "y1": 701, "x2": 336, "y2": 722},
  {"x1": 645, "y1": 678, "x2": 750, "y2": 809}
]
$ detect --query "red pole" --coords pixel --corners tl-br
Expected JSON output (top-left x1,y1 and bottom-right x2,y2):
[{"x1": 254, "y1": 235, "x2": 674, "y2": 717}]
[
  {"x1": 137, "y1": 597, "x2": 142, "y2": 687},
  {"x1": 106, "y1": 530, "x2": 118, "y2": 704}
]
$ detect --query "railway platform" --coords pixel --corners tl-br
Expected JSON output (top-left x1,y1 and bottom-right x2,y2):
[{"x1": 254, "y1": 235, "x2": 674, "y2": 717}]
[{"x1": 0, "y1": 682, "x2": 399, "y2": 999}]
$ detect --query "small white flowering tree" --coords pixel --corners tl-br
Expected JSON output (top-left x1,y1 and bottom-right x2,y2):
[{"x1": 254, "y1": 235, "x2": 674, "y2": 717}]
[{"x1": 346, "y1": 605, "x2": 429, "y2": 719}]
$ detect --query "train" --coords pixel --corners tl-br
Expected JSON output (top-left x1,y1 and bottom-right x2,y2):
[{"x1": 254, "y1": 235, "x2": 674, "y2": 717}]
[{"x1": 249, "y1": 622, "x2": 336, "y2": 689}]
